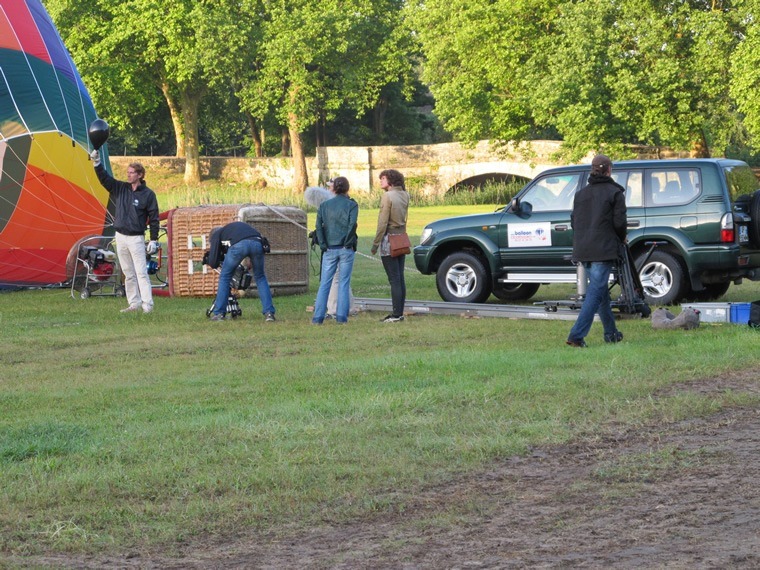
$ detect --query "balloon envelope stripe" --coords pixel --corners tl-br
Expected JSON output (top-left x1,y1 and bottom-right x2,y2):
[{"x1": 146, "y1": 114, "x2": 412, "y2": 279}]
[
  {"x1": 26, "y1": 0, "x2": 78, "y2": 85},
  {"x1": 0, "y1": 68, "x2": 30, "y2": 140},
  {"x1": 0, "y1": 2, "x2": 50, "y2": 64},
  {"x1": 0, "y1": 0, "x2": 110, "y2": 287},
  {"x1": 0, "y1": 136, "x2": 112, "y2": 229}
]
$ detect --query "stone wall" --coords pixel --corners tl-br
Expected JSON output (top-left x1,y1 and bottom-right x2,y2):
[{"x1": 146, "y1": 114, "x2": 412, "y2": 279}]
[{"x1": 108, "y1": 140, "x2": 704, "y2": 195}]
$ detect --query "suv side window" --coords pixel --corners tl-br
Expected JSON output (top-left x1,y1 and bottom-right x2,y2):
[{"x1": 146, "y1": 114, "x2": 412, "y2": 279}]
[
  {"x1": 521, "y1": 173, "x2": 582, "y2": 212},
  {"x1": 724, "y1": 164, "x2": 759, "y2": 202},
  {"x1": 612, "y1": 170, "x2": 643, "y2": 207},
  {"x1": 647, "y1": 169, "x2": 700, "y2": 206}
]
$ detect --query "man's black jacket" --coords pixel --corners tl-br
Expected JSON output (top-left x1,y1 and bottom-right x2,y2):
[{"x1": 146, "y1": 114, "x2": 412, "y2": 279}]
[
  {"x1": 206, "y1": 221, "x2": 263, "y2": 269},
  {"x1": 95, "y1": 164, "x2": 159, "y2": 240},
  {"x1": 570, "y1": 173, "x2": 627, "y2": 262}
]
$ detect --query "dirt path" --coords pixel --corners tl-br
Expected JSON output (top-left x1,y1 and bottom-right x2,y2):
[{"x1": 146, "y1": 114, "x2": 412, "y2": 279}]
[{"x1": 21, "y1": 372, "x2": 760, "y2": 569}]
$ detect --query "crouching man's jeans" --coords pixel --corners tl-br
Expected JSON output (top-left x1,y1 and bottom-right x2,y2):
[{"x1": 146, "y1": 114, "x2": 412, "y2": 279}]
[
  {"x1": 213, "y1": 239, "x2": 275, "y2": 317},
  {"x1": 567, "y1": 261, "x2": 618, "y2": 343}
]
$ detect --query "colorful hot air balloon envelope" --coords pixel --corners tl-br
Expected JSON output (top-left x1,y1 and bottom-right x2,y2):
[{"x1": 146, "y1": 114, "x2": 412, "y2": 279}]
[{"x1": 0, "y1": 0, "x2": 113, "y2": 287}]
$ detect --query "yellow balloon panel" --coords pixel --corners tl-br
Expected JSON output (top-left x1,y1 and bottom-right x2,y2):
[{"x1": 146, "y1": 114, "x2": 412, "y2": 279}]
[{"x1": 27, "y1": 132, "x2": 109, "y2": 208}]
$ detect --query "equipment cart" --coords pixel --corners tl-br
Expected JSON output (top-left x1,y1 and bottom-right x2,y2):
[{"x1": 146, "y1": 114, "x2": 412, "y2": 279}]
[
  {"x1": 67, "y1": 226, "x2": 169, "y2": 300},
  {"x1": 67, "y1": 235, "x2": 124, "y2": 299},
  {"x1": 540, "y1": 242, "x2": 656, "y2": 318}
]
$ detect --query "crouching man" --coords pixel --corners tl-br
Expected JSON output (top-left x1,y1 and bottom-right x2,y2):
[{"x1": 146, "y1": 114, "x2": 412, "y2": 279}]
[{"x1": 206, "y1": 221, "x2": 276, "y2": 322}]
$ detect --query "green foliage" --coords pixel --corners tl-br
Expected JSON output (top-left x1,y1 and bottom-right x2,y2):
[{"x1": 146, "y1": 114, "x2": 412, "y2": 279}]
[
  {"x1": 407, "y1": 0, "x2": 556, "y2": 143},
  {"x1": 242, "y1": 0, "x2": 414, "y2": 127},
  {"x1": 43, "y1": 0, "x2": 165, "y2": 137},
  {"x1": 410, "y1": 0, "x2": 757, "y2": 157},
  {"x1": 446, "y1": 180, "x2": 525, "y2": 206},
  {"x1": 43, "y1": 0, "x2": 760, "y2": 167},
  {"x1": 731, "y1": 9, "x2": 760, "y2": 151}
]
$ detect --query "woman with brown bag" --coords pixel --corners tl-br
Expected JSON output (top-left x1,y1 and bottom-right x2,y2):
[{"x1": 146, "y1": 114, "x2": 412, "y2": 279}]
[{"x1": 371, "y1": 169, "x2": 410, "y2": 323}]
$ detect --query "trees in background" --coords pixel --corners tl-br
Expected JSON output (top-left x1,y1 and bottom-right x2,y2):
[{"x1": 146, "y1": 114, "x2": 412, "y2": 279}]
[
  {"x1": 237, "y1": 0, "x2": 415, "y2": 190},
  {"x1": 46, "y1": 0, "x2": 417, "y2": 190},
  {"x1": 410, "y1": 0, "x2": 760, "y2": 160},
  {"x1": 46, "y1": 0, "x2": 760, "y2": 187},
  {"x1": 47, "y1": 0, "x2": 221, "y2": 184},
  {"x1": 731, "y1": 0, "x2": 760, "y2": 150}
]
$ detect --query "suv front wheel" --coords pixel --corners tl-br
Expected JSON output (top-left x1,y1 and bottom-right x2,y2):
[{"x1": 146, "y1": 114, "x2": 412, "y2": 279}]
[
  {"x1": 436, "y1": 251, "x2": 492, "y2": 303},
  {"x1": 636, "y1": 250, "x2": 687, "y2": 305}
]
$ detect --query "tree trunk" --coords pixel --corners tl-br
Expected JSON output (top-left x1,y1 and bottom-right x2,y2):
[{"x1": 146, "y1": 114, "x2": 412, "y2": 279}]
[
  {"x1": 288, "y1": 113, "x2": 308, "y2": 192},
  {"x1": 161, "y1": 81, "x2": 185, "y2": 158},
  {"x1": 690, "y1": 130, "x2": 710, "y2": 158},
  {"x1": 374, "y1": 98, "x2": 388, "y2": 138},
  {"x1": 180, "y1": 88, "x2": 204, "y2": 185},
  {"x1": 245, "y1": 112, "x2": 262, "y2": 157},
  {"x1": 281, "y1": 128, "x2": 290, "y2": 156}
]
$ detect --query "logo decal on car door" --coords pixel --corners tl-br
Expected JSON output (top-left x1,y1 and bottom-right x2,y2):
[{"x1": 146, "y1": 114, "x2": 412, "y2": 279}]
[{"x1": 507, "y1": 222, "x2": 552, "y2": 247}]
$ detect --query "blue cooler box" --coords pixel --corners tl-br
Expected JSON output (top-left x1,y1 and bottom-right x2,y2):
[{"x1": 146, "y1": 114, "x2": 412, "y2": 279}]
[{"x1": 730, "y1": 303, "x2": 751, "y2": 324}]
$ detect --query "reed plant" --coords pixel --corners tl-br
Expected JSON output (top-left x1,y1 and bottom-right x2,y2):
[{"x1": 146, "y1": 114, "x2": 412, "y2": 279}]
[{"x1": 152, "y1": 179, "x2": 524, "y2": 212}]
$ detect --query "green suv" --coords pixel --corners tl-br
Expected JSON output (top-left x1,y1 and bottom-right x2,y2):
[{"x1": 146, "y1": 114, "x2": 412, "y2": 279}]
[{"x1": 414, "y1": 159, "x2": 760, "y2": 305}]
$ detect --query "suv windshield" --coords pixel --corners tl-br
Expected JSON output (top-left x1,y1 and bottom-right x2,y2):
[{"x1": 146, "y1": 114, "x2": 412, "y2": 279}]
[{"x1": 520, "y1": 173, "x2": 582, "y2": 211}]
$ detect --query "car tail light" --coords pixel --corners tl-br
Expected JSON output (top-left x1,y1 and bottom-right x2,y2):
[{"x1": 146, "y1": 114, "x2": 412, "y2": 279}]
[{"x1": 721, "y1": 213, "x2": 735, "y2": 243}]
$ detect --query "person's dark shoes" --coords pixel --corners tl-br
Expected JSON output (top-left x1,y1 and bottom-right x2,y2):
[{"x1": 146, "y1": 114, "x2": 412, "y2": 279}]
[
  {"x1": 265, "y1": 312, "x2": 276, "y2": 322},
  {"x1": 604, "y1": 331, "x2": 624, "y2": 343},
  {"x1": 566, "y1": 339, "x2": 587, "y2": 348},
  {"x1": 382, "y1": 314, "x2": 404, "y2": 323},
  {"x1": 209, "y1": 313, "x2": 226, "y2": 322}
]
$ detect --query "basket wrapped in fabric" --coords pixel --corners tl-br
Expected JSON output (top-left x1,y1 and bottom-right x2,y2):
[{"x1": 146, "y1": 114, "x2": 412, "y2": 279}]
[{"x1": 167, "y1": 204, "x2": 308, "y2": 297}]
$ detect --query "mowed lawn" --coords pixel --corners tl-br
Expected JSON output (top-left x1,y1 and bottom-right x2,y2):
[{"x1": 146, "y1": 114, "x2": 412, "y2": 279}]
[{"x1": 2, "y1": 204, "x2": 760, "y2": 556}]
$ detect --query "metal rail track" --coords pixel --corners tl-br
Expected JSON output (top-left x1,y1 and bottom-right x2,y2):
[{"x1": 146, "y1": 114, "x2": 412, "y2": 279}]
[{"x1": 354, "y1": 297, "x2": 587, "y2": 321}]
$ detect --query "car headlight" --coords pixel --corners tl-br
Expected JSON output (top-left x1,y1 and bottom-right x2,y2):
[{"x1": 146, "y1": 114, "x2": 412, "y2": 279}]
[{"x1": 420, "y1": 227, "x2": 433, "y2": 245}]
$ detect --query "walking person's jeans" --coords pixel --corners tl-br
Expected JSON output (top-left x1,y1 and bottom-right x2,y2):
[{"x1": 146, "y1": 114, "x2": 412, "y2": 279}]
[
  {"x1": 213, "y1": 239, "x2": 275, "y2": 317},
  {"x1": 327, "y1": 266, "x2": 356, "y2": 316},
  {"x1": 381, "y1": 254, "x2": 406, "y2": 318},
  {"x1": 567, "y1": 261, "x2": 617, "y2": 342},
  {"x1": 313, "y1": 248, "x2": 355, "y2": 323}
]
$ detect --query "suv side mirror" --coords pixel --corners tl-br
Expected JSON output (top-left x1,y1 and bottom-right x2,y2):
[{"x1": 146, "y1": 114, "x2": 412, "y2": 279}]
[{"x1": 509, "y1": 197, "x2": 532, "y2": 218}]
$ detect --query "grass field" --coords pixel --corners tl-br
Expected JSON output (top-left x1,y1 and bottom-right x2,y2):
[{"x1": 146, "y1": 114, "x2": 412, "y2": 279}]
[{"x1": 2, "y1": 200, "x2": 760, "y2": 558}]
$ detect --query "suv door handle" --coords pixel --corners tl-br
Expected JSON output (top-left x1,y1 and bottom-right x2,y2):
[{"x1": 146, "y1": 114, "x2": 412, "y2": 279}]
[
  {"x1": 628, "y1": 220, "x2": 640, "y2": 228},
  {"x1": 554, "y1": 225, "x2": 569, "y2": 231}
]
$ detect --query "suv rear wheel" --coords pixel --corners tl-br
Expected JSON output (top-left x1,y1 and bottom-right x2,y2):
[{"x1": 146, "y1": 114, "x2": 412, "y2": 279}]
[
  {"x1": 636, "y1": 250, "x2": 687, "y2": 305},
  {"x1": 436, "y1": 252, "x2": 491, "y2": 303},
  {"x1": 684, "y1": 281, "x2": 731, "y2": 302},
  {"x1": 492, "y1": 282, "x2": 540, "y2": 301}
]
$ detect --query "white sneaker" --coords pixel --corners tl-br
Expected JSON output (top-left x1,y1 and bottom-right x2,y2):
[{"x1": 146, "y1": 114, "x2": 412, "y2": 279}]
[
  {"x1": 120, "y1": 306, "x2": 140, "y2": 313},
  {"x1": 142, "y1": 305, "x2": 153, "y2": 314},
  {"x1": 381, "y1": 314, "x2": 404, "y2": 323}
]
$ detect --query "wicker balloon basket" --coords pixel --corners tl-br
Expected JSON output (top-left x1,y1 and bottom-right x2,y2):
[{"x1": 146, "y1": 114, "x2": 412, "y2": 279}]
[{"x1": 166, "y1": 204, "x2": 308, "y2": 297}]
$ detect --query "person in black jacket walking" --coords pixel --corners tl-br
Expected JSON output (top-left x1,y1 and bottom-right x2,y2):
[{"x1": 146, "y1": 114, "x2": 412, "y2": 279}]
[
  {"x1": 206, "y1": 221, "x2": 275, "y2": 322},
  {"x1": 566, "y1": 155, "x2": 627, "y2": 347},
  {"x1": 91, "y1": 151, "x2": 159, "y2": 314}
]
